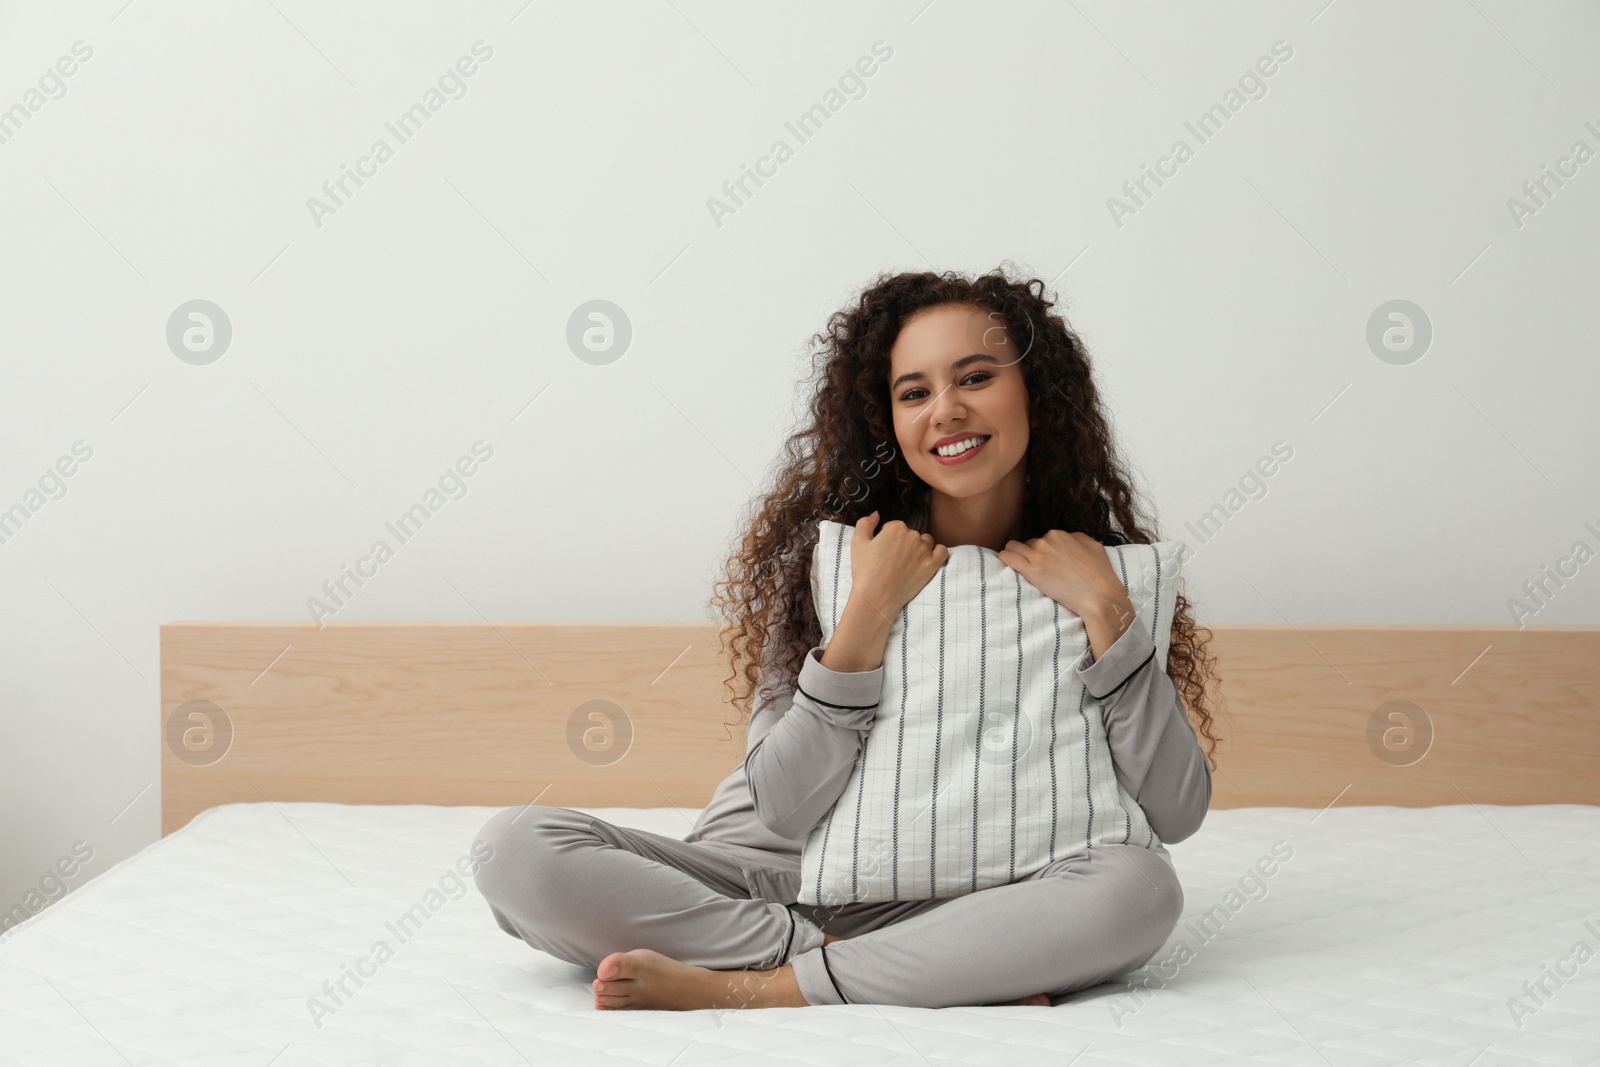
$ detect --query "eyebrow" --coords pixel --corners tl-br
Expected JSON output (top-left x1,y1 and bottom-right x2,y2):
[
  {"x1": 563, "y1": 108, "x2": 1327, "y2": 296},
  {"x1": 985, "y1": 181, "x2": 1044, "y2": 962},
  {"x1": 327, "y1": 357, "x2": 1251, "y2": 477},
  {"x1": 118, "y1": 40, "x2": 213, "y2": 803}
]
[{"x1": 890, "y1": 352, "x2": 1001, "y2": 393}]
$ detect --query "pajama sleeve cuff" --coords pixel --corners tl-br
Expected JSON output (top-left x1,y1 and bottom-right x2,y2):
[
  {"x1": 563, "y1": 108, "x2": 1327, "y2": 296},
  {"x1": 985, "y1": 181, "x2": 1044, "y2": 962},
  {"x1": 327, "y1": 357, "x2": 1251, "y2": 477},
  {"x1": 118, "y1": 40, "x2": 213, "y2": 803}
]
[
  {"x1": 795, "y1": 645, "x2": 885, "y2": 723},
  {"x1": 1074, "y1": 621, "x2": 1158, "y2": 701}
]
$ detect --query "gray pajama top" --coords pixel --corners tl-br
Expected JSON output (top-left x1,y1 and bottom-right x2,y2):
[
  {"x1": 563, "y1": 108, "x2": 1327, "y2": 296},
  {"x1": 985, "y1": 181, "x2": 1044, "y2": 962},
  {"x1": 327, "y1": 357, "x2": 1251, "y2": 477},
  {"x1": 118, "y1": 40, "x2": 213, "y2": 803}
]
[{"x1": 682, "y1": 616, "x2": 1213, "y2": 857}]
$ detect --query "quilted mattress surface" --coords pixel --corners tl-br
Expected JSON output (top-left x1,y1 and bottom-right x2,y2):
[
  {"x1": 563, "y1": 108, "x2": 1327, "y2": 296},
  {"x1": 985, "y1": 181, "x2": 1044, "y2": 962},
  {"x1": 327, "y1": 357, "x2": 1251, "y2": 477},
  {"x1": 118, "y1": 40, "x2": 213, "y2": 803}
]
[{"x1": 1, "y1": 802, "x2": 1596, "y2": 1066}]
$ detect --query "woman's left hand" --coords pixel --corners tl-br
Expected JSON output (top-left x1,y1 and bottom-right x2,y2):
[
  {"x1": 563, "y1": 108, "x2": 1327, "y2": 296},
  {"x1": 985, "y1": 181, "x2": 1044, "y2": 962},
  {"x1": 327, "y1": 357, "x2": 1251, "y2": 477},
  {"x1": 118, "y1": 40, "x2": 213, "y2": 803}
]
[{"x1": 998, "y1": 531, "x2": 1136, "y2": 661}]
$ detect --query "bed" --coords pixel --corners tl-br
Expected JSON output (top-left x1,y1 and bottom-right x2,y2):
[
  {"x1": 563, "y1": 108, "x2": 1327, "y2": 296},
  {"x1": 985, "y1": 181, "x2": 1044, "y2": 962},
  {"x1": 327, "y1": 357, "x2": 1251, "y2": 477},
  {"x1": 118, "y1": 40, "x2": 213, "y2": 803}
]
[{"x1": 1, "y1": 621, "x2": 1596, "y2": 1065}]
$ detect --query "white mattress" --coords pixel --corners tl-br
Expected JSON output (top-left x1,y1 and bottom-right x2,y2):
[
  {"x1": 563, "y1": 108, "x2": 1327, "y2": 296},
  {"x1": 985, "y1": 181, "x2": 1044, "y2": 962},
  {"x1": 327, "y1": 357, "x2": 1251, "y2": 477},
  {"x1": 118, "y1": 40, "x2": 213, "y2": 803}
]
[{"x1": 2, "y1": 802, "x2": 1596, "y2": 1066}]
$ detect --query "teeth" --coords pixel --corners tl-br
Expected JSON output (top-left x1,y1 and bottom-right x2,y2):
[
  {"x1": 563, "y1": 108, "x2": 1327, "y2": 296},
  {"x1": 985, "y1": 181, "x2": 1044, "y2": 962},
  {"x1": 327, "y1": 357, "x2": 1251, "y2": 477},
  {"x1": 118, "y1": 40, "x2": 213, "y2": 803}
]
[{"x1": 936, "y1": 435, "x2": 988, "y2": 457}]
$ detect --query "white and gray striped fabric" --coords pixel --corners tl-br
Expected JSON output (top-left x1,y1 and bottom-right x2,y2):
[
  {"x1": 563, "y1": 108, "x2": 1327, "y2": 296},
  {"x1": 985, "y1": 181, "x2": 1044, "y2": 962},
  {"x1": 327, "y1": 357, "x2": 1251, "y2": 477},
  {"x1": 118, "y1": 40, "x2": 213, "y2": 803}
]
[{"x1": 797, "y1": 519, "x2": 1184, "y2": 907}]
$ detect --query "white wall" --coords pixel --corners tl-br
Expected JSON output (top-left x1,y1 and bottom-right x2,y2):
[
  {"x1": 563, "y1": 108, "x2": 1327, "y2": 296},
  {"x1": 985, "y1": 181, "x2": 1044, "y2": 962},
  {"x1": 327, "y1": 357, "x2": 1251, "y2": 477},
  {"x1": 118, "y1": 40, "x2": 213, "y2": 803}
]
[{"x1": 2, "y1": 1, "x2": 1596, "y2": 918}]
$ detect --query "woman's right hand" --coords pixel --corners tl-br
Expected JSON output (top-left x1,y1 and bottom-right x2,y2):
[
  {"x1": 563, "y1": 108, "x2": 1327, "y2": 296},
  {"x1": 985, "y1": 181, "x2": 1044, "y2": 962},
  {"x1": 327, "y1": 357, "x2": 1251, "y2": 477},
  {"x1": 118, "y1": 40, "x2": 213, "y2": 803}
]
[
  {"x1": 847, "y1": 510, "x2": 949, "y2": 625},
  {"x1": 819, "y1": 511, "x2": 947, "y2": 674}
]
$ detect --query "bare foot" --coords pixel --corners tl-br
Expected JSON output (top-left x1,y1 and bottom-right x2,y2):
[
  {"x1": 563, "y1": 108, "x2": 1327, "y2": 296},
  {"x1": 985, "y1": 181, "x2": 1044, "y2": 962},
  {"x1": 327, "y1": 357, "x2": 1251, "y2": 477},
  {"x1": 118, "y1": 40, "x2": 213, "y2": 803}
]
[
  {"x1": 592, "y1": 949, "x2": 806, "y2": 1011},
  {"x1": 999, "y1": 992, "x2": 1052, "y2": 1007}
]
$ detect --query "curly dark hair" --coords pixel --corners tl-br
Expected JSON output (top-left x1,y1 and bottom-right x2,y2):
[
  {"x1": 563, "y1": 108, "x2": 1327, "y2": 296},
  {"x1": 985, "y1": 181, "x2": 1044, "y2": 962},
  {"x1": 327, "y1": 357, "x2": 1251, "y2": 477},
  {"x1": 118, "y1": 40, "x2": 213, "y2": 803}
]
[{"x1": 709, "y1": 264, "x2": 1223, "y2": 765}]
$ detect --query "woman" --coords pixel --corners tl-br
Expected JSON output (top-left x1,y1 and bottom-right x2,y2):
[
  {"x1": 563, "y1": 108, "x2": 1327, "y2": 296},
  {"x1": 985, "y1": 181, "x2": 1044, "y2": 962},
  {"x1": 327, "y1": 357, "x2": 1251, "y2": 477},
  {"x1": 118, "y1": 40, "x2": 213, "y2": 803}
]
[{"x1": 473, "y1": 266, "x2": 1222, "y2": 1010}]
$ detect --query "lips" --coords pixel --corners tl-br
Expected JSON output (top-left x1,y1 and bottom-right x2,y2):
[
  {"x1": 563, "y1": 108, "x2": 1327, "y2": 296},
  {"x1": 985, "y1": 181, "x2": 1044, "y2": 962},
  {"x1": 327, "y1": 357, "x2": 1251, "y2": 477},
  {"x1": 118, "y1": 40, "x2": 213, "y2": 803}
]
[{"x1": 932, "y1": 434, "x2": 991, "y2": 466}]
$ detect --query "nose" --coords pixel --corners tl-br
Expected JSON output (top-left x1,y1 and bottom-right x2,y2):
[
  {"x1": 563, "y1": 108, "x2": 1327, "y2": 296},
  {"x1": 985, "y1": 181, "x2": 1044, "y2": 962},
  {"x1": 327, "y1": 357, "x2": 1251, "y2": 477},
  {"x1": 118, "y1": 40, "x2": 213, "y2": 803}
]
[{"x1": 926, "y1": 383, "x2": 967, "y2": 430}]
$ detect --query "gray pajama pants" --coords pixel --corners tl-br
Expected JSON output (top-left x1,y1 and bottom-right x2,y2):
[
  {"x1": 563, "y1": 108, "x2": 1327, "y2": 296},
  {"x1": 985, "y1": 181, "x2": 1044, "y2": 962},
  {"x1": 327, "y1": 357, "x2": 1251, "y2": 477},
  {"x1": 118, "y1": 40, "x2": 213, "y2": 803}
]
[{"x1": 472, "y1": 804, "x2": 1183, "y2": 1009}]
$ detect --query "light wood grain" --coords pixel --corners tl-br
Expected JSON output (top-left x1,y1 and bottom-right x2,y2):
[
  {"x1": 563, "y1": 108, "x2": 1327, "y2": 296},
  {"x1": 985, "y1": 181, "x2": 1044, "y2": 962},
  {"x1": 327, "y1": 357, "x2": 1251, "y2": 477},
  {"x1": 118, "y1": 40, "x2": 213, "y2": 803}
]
[
  {"x1": 1202, "y1": 625, "x2": 1598, "y2": 809},
  {"x1": 160, "y1": 621, "x2": 1600, "y2": 835}
]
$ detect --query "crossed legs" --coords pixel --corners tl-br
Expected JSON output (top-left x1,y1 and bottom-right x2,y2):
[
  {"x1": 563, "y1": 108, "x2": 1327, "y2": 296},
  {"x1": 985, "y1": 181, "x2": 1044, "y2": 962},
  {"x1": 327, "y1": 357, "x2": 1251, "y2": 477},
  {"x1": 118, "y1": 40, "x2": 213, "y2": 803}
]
[{"x1": 472, "y1": 805, "x2": 1182, "y2": 1010}]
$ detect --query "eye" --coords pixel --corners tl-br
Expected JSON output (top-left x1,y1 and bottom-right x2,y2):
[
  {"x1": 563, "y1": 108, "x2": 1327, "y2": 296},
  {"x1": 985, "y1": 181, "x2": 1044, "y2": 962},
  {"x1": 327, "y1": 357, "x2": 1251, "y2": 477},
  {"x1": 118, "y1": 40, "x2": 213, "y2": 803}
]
[{"x1": 897, "y1": 371, "x2": 993, "y2": 403}]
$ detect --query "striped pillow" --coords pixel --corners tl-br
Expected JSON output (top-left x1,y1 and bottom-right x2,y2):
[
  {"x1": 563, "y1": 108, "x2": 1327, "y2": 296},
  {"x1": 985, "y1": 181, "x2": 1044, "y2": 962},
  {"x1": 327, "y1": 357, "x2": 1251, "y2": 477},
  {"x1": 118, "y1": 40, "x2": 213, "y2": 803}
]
[{"x1": 797, "y1": 518, "x2": 1184, "y2": 906}]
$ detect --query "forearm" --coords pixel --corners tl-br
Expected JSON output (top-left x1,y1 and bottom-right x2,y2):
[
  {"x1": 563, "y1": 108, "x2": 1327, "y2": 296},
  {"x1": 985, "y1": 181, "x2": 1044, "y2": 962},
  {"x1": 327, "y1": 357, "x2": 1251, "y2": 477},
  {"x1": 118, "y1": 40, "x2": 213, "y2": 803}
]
[
  {"x1": 819, "y1": 587, "x2": 897, "y2": 673},
  {"x1": 1082, "y1": 592, "x2": 1135, "y2": 665},
  {"x1": 745, "y1": 642, "x2": 885, "y2": 840},
  {"x1": 1077, "y1": 619, "x2": 1212, "y2": 843}
]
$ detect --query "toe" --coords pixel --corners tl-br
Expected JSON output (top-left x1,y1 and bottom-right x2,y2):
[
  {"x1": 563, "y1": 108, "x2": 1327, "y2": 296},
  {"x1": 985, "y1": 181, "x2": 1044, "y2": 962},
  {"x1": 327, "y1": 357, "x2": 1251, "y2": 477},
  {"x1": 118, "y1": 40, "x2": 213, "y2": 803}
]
[{"x1": 593, "y1": 976, "x2": 629, "y2": 1008}]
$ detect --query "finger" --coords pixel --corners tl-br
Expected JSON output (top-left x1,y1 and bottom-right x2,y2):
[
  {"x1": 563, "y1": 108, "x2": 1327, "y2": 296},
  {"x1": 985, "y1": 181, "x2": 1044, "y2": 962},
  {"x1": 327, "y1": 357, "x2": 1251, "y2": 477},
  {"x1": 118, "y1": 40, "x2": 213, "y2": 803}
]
[{"x1": 855, "y1": 510, "x2": 880, "y2": 537}]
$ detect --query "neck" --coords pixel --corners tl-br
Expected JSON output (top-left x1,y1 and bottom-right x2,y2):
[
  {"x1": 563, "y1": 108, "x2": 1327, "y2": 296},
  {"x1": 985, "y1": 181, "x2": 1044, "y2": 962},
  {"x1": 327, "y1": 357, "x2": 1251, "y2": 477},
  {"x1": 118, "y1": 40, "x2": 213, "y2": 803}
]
[{"x1": 924, "y1": 464, "x2": 1028, "y2": 551}]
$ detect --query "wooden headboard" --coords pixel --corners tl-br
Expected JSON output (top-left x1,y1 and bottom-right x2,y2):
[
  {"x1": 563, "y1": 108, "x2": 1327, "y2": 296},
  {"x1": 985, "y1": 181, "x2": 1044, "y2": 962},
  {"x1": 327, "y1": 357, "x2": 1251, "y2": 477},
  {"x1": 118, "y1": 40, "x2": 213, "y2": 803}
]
[{"x1": 159, "y1": 622, "x2": 1600, "y2": 835}]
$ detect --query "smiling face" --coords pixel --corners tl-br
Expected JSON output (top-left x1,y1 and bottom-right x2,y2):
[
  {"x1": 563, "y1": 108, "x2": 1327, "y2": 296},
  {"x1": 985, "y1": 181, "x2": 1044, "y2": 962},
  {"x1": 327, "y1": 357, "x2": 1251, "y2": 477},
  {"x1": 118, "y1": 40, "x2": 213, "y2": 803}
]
[{"x1": 887, "y1": 302, "x2": 1033, "y2": 511}]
